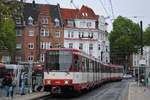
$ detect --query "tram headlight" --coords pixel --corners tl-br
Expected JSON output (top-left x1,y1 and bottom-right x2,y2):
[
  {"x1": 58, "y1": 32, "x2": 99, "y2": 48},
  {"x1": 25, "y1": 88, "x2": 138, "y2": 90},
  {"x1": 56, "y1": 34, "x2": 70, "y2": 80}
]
[
  {"x1": 64, "y1": 80, "x2": 69, "y2": 84},
  {"x1": 47, "y1": 80, "x2": 51, "y2": 84}
]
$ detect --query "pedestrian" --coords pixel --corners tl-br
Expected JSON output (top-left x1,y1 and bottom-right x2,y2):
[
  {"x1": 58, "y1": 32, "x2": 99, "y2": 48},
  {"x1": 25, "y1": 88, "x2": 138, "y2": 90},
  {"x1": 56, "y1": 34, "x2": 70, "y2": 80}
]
[
  {"x1": 10, "y1": 75, "x2": 16, "y2": 99},
  {"x1": 20, "y1": 72, "x2": 27, "y2": 95},
  {"x1": 2, "y1": 74, "x2": 13, "y2": 99}
]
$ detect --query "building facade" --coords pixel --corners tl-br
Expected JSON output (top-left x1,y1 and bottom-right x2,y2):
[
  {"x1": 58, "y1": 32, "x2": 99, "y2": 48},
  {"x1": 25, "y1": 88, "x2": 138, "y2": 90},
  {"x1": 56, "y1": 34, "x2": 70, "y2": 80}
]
[
  {"x1": 15, "y1": 2, "x2": 64, "y2": 63},
  {"x1": 1, "y1": 2, "x2": 109, "y2": 64},
  {"x1": 61, "y1": 6, "x2": 110, "y2": 63}
]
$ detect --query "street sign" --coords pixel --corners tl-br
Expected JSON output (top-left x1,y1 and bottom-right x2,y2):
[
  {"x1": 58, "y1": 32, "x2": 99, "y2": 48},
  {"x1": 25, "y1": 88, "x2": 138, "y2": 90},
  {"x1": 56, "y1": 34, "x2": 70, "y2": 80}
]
[{"x1": 139, "y1": 59, "x2": 146, "y2": 66}]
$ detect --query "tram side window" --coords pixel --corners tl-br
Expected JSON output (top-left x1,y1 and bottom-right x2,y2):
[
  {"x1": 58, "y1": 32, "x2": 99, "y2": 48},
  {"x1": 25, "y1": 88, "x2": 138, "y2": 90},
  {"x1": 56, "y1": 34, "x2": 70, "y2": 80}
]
[
  {"x1": 101, "y1": 65, "x2": 104, "y2": 73},
  {"x1": 86, "y1": 58, "x2": 89, "y2": 72},
  {"x1": 91, "y1": 60, "x2": 94, "y2": 72},
  {"x1": 98, "y1": 63, "x2": 100, "y2": 72},
  {"x1": 95, "y1": 61, "x2": 98, "y2": 72},
  {"x1": 74, "y1": 55, "x2": 80, "y2": 71},
  {"x1": 82, "y1": 57, "x2": 86, "y2": 72}
]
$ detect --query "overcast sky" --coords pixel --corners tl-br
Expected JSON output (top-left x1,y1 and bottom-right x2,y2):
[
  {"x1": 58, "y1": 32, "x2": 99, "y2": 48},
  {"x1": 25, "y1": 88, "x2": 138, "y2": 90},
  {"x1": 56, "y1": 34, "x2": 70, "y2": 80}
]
[{"x1": 26, "y1": 0, "x2": 150, "y2": 31}]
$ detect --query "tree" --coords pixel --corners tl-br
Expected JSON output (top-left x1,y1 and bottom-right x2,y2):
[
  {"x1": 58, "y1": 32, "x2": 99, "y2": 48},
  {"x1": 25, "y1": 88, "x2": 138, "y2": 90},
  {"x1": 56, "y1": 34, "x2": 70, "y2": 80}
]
[
  {"x1": 109, "y1": 16, "x2": 141, "y2": 71},
  {"x1": 0, "y1": 0, "x2": 23, "y2": 63},
  {"x1": 1, "y1": 17, "x2": 16, "y2": 57},
  {"x1": 143, "y1": 25, "x2": 150, "y2": 45}
]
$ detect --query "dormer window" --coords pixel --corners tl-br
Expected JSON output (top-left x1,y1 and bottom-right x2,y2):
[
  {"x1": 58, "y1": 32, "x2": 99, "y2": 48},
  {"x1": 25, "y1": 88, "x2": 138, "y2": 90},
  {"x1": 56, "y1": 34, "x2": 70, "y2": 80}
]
[
  {"x1": 82, "y1": 13, "x2": 85, "y2": 16},
  {"x1": 16, "y1": 17, "x2": 21, "y2": 24},
  {"x1": 85, "y1": 13, "x2": 88, "y2": 16},
  {"x1": 54, "y1": 18, "x2": 60, "y2": 27},
  {"x1": 28, "y1": 16, "x2": 33, "y2": 25}
]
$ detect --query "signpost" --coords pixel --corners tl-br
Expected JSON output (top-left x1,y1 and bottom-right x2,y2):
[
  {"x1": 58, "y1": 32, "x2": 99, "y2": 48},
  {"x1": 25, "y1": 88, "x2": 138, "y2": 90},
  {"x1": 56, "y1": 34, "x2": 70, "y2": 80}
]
[{"x1": 29, "y1": 61, "x2": 33, "y2": 93}]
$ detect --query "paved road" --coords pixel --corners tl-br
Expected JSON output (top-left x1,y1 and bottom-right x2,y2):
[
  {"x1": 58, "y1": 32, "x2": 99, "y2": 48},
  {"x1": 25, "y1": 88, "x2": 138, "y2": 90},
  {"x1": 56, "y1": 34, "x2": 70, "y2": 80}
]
[{"x1": 35, "y1": 79, "x2": 129, "y2": 100}]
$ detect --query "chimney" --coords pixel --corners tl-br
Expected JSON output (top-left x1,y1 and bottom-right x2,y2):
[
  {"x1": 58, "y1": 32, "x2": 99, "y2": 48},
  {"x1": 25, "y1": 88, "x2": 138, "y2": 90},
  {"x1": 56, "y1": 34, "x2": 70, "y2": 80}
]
[{"x1": 32, "y1": 0, "x2": 36, "y2": 8}]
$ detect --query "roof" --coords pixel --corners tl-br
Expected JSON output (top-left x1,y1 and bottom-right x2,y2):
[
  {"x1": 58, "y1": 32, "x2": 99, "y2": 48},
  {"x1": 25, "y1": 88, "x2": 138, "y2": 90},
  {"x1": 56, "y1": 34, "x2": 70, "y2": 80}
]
[
  {"x1": 23, "y1": 3, "x2": 40, "y2": 23},
  {"x1": 61, "y1": 5, "x2": 99, "y2": 20},
  {"x1": 22, "y1": 2, "x2": 63, "y2": 27}
]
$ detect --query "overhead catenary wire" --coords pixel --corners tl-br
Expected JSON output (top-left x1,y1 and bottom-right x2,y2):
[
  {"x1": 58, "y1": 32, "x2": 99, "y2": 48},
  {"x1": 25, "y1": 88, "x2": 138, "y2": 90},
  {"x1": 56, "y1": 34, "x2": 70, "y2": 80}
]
[
  {"x1": 109, "y1": 0, "x2": 115, "y2": 19},
  {"x1": 70, "y1": 0, "x2": 78, "y2": 9},
  {"x1": 98, "y1": 0, "x2": 110, "y2": 18}
]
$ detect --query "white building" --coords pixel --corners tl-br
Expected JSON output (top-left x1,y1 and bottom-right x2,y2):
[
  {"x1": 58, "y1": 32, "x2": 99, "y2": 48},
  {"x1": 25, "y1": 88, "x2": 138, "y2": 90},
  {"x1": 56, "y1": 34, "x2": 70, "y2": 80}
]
[
  {"x1": 61, "y1": 6, "x2": 110, "y2": 63},
  {"x1": 133, "y1": 46, "x2": 150, "y2": 67}
]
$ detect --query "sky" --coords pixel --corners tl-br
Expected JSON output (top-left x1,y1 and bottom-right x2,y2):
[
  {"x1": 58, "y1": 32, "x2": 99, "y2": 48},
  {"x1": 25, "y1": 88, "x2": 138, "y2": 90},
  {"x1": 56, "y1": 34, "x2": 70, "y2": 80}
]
[{"x1": 25, "y1": 0, "x2": 150, "y2": 32}]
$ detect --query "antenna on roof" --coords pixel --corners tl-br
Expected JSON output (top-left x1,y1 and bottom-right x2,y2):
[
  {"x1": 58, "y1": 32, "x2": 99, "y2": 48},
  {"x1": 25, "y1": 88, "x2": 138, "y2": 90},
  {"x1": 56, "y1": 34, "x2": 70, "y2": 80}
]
[{"x1": 70, "y1": 0, "x2": 78, "y2": 9}]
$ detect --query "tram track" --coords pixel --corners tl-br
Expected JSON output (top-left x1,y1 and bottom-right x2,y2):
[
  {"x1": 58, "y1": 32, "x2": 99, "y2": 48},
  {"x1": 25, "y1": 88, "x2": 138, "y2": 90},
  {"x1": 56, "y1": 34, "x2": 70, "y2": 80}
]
[{"x1": 34, "y1": 79, "x2": 129, "y2": 100}]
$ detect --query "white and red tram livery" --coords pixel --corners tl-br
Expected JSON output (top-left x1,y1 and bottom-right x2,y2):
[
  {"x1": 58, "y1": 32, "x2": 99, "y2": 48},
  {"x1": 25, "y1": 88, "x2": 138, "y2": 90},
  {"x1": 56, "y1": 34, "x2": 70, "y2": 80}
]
[{"x1": 43, "y1": 48, "x2": 123, "y2": 94}]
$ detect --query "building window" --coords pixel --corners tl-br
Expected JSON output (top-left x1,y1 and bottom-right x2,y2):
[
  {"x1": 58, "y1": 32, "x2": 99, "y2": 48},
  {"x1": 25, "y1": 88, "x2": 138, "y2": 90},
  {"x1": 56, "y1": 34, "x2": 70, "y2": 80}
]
[
  {"x1": 28, "y1": 43, "x2": 34, "y2": 49},
  {"x1": 79, "y1": 43, "x2": 83, "y2": 50},
  {"x1": 16, "y1": 17, "x2": 21, "y2": 24},
  {"x1": 28, "y1": 30, "x2": 34, "y2": 36},
  {"x1": 80, "y1": 21, "x2": 85, "y2": 27},
  {"x1": 45, "y1": 30, "x2": 49, "y2": 36},
  {"x1": 42, "y1": 17, "x2": 48, "y2": 24},
  {"x1": 28, "y1": 55, "x2": 33, "y2": 61},
  {"x1": 16, "y1": 43, "x2": 22, "y2": 49},
  {"x1": 82, "y1": 32, "x2": 84, "y2": 37},
  {"x1": 15, "y1": 56, "x2": 22, "y2": 62},
  {"x1": 71, "y1": 31, "x2": 74, "y2": 38},
  {"x1": 28, "y1": 16, "x2": 33, "y2": 25},
  {"x1": 54, "y1": 18, "x2": 60, "y2": 27},
  {"x1": 87, "y1": 22, "x2": 91, "y2": 27},
  {"x1": 68, "y1": 31, "x2": 74, "y2": 38},
  {"x1": 106, "y1": 46, "x2": 108, "y2": 52},
  {"x1": 40, "y1": 42, "x2": 51, "y2": 49},
  {"x1": 69, "y1": 43, "x2": 73, "y2": 48},
  {"x1": 79, "y1": 32, "x2": 81, "y2": 38},
  {"x1": 40, "y1": 28, "x2": 49, "y2": 36},
  {"x1": 56, "y1": 43, "x2": 61, "y2": 48},
  {"x1": 68, "y1": 31, "x2": 70, "y2": 38},
  {"x1": 89, "y1": 43, "x2": 93, "y2": 50},
  {"x1": 16, "y1": 29, "x2": 22, "y2": 36},
  {"x1": 2, "y1": 56, "x2": 11, "y2": 63},
  {"x1": 55, "y1": 31, "x2": 60, "y2": 38},
  {"x1": 40, "y1": 53, "x2": 45, "y2": 62},
  {"x1": 68, "y1": 20, "x2": 74, "y2": 27},
  {"x1": 98, "y1": 44, "x2": 100, "y2": 50}
]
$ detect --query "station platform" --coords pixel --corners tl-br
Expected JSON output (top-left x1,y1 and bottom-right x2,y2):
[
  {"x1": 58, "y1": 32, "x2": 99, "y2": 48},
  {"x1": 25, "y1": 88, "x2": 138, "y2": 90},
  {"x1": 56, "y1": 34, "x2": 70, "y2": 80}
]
[
  {"x1": 0, "y1": 91, "x2": 50, "y2": 100},
  {"x1": 128, "y1": 82, "x2": 150, "y2": 100}
]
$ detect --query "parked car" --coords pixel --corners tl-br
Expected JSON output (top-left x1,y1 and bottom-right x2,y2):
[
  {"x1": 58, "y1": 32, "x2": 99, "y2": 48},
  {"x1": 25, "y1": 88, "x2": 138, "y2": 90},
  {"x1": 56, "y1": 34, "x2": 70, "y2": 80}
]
[{"x1": 123, "y1": 74, "x2": 132, "y2": 79}]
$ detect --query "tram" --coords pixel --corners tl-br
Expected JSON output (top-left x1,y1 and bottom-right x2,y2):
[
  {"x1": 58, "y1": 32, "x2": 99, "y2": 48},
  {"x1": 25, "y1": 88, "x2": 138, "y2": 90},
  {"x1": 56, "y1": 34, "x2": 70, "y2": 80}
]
[{"x1": 43, "y1": 48, "x2": 123, "y2": 94}]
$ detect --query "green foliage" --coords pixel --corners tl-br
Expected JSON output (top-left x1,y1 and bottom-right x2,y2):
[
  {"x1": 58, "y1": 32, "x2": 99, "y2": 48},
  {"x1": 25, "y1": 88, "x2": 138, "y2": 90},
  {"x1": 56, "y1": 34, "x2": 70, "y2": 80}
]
[
  {"x1": 144, "y1": 25, "x2": 150, "y2": 45},
  {"x1": 109, "y1": 16, "x2": 141, "y2": 65},
  {"x1": 0, "y1": 0, "x2": 23, "y2": 61},
  {"x1": 0, "y1": 17, "x2": 16, "y2": 56}
]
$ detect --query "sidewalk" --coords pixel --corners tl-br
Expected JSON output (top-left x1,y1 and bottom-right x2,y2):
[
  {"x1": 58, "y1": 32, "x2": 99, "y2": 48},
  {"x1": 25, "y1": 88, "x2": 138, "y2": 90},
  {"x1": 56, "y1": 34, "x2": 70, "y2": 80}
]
[
  {"x1": 0, "y1": 91, "x2": 50, "y2": 100},
  {"x1": 128, "y1": 82, "x2": 150, "y2": 100}
]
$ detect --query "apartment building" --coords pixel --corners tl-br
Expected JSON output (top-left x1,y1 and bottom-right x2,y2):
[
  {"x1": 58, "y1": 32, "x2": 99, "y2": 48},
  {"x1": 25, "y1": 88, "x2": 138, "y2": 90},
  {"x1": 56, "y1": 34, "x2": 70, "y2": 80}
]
[{"x1": 61, "y1": 5, "x2": 109, "y2": 63}]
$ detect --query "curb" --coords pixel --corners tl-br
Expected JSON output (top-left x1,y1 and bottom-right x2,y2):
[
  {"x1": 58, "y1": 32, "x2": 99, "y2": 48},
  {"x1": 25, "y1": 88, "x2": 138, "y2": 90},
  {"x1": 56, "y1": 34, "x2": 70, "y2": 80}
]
[{"x1": 14, "y1": 92, "x2": 50, "y2": 100}]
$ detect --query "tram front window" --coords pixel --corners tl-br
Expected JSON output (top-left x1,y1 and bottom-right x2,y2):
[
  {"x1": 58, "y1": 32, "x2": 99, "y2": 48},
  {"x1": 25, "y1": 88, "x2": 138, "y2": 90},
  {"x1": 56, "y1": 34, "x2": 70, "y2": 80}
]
[{"x1": 46, "y1": 51, "x2": 72, "y2": 71}]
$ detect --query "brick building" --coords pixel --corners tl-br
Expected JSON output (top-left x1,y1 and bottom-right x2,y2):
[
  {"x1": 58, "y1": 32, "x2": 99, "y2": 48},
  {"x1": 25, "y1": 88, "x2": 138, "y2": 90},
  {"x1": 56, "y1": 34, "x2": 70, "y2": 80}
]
[{"x1": 15, "y1": 1, "x2": 64, "y2": 63}]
